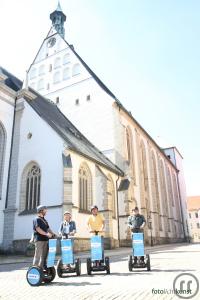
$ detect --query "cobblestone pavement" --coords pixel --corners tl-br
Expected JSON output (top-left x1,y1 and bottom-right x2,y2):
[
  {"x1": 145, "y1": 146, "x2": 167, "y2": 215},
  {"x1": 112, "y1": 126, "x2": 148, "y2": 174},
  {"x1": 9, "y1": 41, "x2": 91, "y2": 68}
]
[{"x1": 0, "y1": 243, "x2": 199, "y2": 300}]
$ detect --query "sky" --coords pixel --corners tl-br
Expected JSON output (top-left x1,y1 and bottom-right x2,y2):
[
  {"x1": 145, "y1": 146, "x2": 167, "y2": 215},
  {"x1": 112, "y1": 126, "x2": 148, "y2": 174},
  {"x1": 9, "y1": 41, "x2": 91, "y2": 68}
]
[{"x1": 0, "y1": 0, "x2": 199, "y2": 196}]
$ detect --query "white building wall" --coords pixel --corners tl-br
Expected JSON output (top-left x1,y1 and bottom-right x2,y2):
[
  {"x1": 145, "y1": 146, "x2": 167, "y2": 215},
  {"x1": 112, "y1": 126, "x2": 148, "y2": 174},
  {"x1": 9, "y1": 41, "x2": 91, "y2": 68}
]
[
  {"x1": 28, "y1": 33, "x2": 116, "y2": 162},
  {"x1": 0, "y1": 89, "x2": 15, "y2": 244},
  {"x1": 164, "y1": 148, "x2": 188, "y2": 238},
  {"x1": 14, "y1": 100, "x2": 64, "y2": 240}
]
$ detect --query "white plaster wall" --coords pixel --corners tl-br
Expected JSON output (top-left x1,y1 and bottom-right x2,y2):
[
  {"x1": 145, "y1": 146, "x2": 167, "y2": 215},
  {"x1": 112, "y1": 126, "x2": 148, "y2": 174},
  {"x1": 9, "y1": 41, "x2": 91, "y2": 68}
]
[
  {"x1": 14, "y1": 208, "x2": 62, "y2": 240},
  {"x1": 0, "y1": 93, "x2": 15, "y2": 244},
  {"x1": 14, "y1": 100, "x2": 64, "y2": 240},
  {"x1": 28, "y1": 33, "x2": 115, "y2": 161},
  {"x1": 174, "y1": 149, "x2": 188, "y2": 237}
]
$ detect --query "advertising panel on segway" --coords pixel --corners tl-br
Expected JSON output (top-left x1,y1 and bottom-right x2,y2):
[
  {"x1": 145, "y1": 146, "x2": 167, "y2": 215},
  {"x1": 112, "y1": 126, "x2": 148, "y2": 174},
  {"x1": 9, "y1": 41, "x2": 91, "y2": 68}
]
[
  {"x1": 87, "y1": 231, "x2": 110, "y2": 275},
  {"x1": 56, "y1": 236, "x2": 81, "y2": 277}
]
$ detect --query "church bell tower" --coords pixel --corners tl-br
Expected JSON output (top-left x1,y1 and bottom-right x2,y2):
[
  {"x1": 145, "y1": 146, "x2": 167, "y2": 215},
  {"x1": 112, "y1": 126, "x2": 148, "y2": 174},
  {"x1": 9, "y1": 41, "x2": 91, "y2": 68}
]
[{"x1": 50, "y1": 1, "x2": 66, "y2": 38}]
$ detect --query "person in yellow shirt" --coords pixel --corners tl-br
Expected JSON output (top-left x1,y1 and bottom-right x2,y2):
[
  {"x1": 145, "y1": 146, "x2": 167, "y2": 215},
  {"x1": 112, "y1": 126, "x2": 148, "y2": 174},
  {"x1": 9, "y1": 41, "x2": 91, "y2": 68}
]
[{"x1": 87, "y1": 205, "x2": 105, "y2": 235}]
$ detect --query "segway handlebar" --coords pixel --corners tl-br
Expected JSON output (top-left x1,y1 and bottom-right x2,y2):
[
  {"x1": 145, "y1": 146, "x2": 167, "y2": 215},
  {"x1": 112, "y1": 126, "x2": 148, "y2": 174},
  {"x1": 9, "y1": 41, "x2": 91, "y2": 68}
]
[{"x1": 90, "y1": 230, "x2": 105, "y2": 235}]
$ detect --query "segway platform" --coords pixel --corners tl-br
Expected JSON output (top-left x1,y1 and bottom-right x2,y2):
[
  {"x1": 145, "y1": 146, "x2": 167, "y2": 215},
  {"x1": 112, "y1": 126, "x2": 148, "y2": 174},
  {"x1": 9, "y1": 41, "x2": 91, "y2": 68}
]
[
  {"x1": 87, "y1": 234, "x2": 110, "y2": 275},
  {"x1": 128, "y1": 232, "x2": 151, "y2": 271},
  {"x1": 57, "y1": 238, "x2": 81, "y2": 277}
]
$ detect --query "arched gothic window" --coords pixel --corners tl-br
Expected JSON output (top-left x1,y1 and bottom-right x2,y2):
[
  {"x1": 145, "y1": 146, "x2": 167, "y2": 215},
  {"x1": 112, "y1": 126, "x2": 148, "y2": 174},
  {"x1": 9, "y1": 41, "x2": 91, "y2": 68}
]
[
  {"x1": 107, "y1": 175, "x2": 116, "y2": 218},
  {"x1": 79, "y1": 164, "x2": 92, "y2": 211},
  {"x1": 20, "y1": 163, "x2": 41, "y2": 212}
]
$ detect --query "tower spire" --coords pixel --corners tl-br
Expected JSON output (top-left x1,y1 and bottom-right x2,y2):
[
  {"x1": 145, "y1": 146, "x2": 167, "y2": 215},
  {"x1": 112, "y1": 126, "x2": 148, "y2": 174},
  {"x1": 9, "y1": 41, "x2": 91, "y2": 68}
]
[
  {"x1": 50, "y1": 1, "x2": 66, "y2": 38},
  {"x1": 56, "y1": 1, "x2": 62, "y2": 12}
]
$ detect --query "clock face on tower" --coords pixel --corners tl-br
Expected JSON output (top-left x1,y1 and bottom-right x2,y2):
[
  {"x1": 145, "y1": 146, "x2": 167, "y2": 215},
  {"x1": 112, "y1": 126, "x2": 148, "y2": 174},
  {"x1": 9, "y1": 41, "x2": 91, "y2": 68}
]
[{"x1": 47, "y1": 37, "x2": 56, "y2": 48}]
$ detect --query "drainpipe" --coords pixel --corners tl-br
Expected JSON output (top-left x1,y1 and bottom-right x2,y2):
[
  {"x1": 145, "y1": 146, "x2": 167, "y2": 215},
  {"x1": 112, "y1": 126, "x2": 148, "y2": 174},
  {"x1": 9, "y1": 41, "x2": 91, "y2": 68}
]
[
  {"x1": 5, "y1": 96, "x2": 17, "y2": 209},
  {"x1": 116, "y1": 175, "x2": 120, "y2": 245}
]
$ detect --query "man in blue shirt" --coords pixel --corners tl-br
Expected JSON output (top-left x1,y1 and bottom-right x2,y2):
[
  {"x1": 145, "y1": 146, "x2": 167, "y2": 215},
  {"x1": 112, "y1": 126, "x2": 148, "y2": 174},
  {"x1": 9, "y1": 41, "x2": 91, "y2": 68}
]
[{"x1": 33, "y1": 205, "x2": 55, "y2": 268}]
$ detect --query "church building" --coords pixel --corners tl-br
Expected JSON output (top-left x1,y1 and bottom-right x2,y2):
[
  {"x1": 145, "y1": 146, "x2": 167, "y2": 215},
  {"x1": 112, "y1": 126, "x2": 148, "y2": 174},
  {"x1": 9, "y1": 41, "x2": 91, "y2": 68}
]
[{"x1": 0, "y1": 2, "x2": 189, "y2": 253}]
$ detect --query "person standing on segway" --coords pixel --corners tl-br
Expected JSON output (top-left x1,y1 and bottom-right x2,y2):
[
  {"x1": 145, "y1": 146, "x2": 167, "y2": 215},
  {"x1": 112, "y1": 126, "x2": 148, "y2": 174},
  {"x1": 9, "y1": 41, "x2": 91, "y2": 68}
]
[
  {"x1": 87, "y1": 205, "x2": 105, "y2": 235},
  {"x1": 58, "y1": 211, "x2": 76, "y2": 239},
  {"x1": 87, "y1": 205, "x2": 106, "y2": 269},
  {"x1": 128, "y1": 206, "x2": 146, "y2": 263},
  {"x1": 33, "y1": 205, "x2": 55, "y2": 268}
]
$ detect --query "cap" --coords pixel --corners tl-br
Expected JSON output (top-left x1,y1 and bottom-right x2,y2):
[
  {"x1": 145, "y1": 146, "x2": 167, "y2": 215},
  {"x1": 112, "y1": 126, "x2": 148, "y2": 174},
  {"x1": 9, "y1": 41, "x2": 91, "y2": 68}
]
[
  {"x1": 132, "y1": 206, "x2": 139, "y2": 212},
  {"x1": 63, "y1": 211, "x2": 71, "y2": 215},
  {"x1": 37, "y1": 205, "x2": 47, "y2": 213},
  {"x1": 91, "y1": 205, "x2": 98, "y2": 211}
]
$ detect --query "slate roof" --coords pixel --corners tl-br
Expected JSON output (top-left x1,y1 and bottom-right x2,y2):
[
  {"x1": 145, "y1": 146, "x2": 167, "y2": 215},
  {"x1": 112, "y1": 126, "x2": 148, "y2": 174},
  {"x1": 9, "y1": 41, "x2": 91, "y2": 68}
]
[
  {"x1": 0, "y1": 66, "x2": 22, "y2": 91},
  {"x1": 26, "y1": 93, "x2": 123, "y2": 175}
]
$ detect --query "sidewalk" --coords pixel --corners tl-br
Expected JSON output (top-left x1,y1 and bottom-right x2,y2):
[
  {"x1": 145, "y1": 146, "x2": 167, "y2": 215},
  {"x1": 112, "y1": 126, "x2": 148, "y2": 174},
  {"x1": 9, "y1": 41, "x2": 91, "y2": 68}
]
[{"x1": 0, "y1": 242, "x2": 190, "y2": 265}]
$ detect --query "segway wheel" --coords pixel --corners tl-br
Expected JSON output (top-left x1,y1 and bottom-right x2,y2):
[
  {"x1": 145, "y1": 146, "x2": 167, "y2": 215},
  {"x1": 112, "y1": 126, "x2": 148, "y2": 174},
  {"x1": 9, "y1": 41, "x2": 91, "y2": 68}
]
[
  {"x1": 128, "y1": 255, "x2": 133, "y2": 272},
  {"x1": 87, "y1": 258, "x2": 92, "y2": 275},
  {"x1": 105, "y1": 257, "x2": 110, "y2": 274},
  {"x1": 56, "y1": 259, "x2": 63, "y2": 278},
  {"x1": 146, "y1": 254, "x2": 151, "y2": 271},
  {"x1": 43, "y1": 267, "x2": 56, "y2": 283},
  {"x1": 75, "y1": 258, "x2": 81, "y2": 276},
  {"x1": 26, "y1": 266, "x2": 43, "y2": 286}
]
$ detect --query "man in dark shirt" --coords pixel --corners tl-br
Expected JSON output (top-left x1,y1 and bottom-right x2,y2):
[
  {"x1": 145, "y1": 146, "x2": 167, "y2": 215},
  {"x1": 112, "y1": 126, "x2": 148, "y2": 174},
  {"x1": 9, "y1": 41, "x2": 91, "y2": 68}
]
[
  {"x1": 128, "y1": 206, "x2": 146, "y2": 263},
  {"x1": 128, "y1": 206, "x2": 146, "y2": 233},
  {"x1": 33, "y1": 205, "x2": 55, "y2": 268}
]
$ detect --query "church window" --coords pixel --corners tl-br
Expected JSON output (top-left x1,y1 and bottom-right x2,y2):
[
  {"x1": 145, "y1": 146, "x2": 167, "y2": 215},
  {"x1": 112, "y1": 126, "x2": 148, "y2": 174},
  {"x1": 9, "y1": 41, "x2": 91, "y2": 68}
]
[
  {"x1": 107, "y1": 175, "x2": 116, "y2": 218},
  {"x1": 63, "y1": 53, "x2": 70, "y2": 65},
  {"x1": 63, "y1": 68, "x2": 70, "y2": 80},
  {"x1": 54, "y1": 57, "x2": 61, "y2": 69},
  {"x1": 79, "y1": 164, "x2": 92, "y2": 212},
  {"x1": 53, "y1": 71, "x2": 61, "y2": 84},
  {"x1": 72, "y1": 63, "x2": 81, "y2": 76},
  {"x1": 56, "y1": 97, "x2": 60, "y2": 104},
  {"x1": 30, "y1": 68, "x2": 37, "y2": 79},
  {"x1": 47, "y1": 83, "x2": 50, "y2": 90},
  {"x1": 49, "y1": 64, "x2": 52, "y2": 72},
  {"x1": 75, "y1": 99, "x2": 79, "y2": 105},
  {"x1": 20, "y1": 163, "x2": 41, "y2": 212},
  {"x1": 0, "y1": 122, "x2": 6, "y2": 200},
  {"x1": 86, "y1": 95, "x2": 91, "y2": 101},
  {"x1": 126, "y1": 127, "x2": 132, "y2": 164},
  {"x1": 38, "y1": 65, "x2": 45, "y2": 76},
  {"x1": 37, "y1": 79, "x2": 44, "y2": 90}
]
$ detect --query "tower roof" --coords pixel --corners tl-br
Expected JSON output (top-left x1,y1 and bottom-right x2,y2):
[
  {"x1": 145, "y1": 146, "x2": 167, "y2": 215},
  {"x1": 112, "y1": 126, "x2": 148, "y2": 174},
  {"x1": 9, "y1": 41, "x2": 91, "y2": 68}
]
[{"x1": 56, "y1": 1, "x2": 63, "y2": 12}]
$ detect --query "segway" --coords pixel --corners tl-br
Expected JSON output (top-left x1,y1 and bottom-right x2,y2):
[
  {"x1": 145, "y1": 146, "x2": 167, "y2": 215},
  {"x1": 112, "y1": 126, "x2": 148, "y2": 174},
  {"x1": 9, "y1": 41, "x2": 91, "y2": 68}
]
[
  {"x1": 87, "y1": 231, "x2": 110, "y2": 275},
  {"x1": 57, "y1": 236, "x2": 81, "y2": 277},
  {"x1": 26, "y1": 239, "x2": 57, "y2": 286},
  {"x1": 128, "y1": 231, "x2": 151, "y2": 271}
]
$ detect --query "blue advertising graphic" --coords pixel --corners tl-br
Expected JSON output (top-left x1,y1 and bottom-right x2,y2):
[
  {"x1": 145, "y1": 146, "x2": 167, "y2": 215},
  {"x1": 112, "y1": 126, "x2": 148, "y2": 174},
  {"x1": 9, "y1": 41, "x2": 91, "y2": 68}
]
[
  {"x1": 27, "y1": 268, "x2": 41, "y2": 285},
  {"x1": 132, "y1": 233, "x2": 145, "y2": 256},
  {"x1": 91, "y1": 235, "x2": 103, "y2": 261},
  {"x1": 47, "y1": 239, "x2": 57, "y2": 267},
  {"x1": 61, "y1": 239, "x2": 74, "y2": 264}
]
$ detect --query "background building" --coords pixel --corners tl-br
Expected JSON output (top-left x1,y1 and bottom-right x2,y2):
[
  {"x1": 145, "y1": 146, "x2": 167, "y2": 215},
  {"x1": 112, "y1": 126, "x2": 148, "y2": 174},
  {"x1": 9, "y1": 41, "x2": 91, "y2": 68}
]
[{"x1": 187, "y1": 196, "x2": 200, "y2": 243}]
